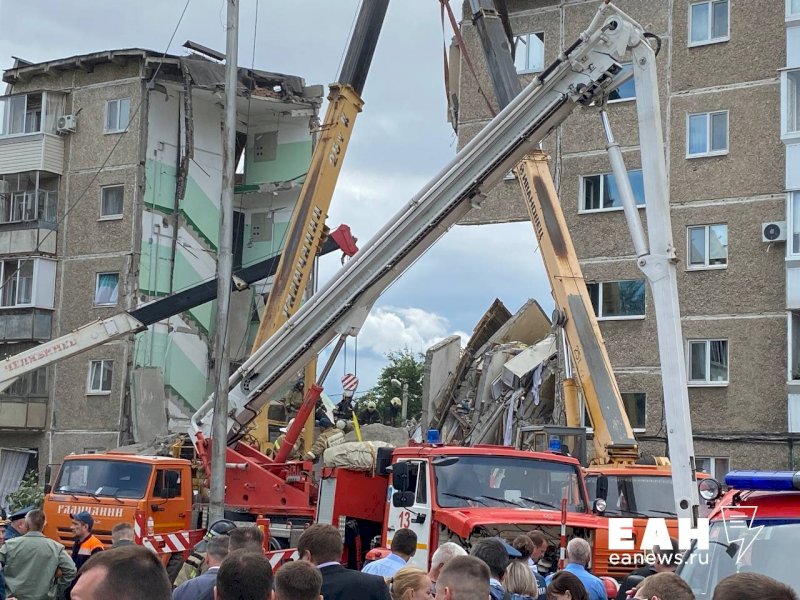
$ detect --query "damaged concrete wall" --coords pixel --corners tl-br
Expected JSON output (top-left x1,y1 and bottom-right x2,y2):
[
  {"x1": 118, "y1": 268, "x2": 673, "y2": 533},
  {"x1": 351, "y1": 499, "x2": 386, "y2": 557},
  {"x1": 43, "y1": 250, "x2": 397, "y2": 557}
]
[{"x1": 422, "y1": 335, "x2": 462, "y2": 431}]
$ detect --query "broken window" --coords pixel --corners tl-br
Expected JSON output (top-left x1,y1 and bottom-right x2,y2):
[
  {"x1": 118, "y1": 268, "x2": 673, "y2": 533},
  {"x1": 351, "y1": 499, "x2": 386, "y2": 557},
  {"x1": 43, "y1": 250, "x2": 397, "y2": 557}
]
[
  {"x1": 688, "y1": 339, "x2": 728, "y2": 384},
  {"x1": 689, "y1": 0, "x2": 729, "y2": 45},
  {"x1": 105, "y1": 98, "x2": 131, "y2": 133},
  {"x1": 688, "y1": 224, "x2": 728, "y2": 269},
  {"x1": 586, "y1": 280, "x2": 646, "y2": 319},
  {"x1": 514, "y1": 32, "x2": 545, "y2": 74},
  {"x1": 580, "y1": 170, "x2": 645, "y2": 212},
  {"x1": 622, "y1": 392, "x2": 646, "y2": 431},
  {"x1": 687, "y1": 111, "x2": 728, "y2": 157}
]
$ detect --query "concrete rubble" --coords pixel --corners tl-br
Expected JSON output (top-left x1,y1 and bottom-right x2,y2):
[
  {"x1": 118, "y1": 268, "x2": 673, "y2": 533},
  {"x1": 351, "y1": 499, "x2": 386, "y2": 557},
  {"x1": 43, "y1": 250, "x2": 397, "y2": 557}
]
[{"x1": 425, "y1": 298, "x2": 561, "y2": 447}]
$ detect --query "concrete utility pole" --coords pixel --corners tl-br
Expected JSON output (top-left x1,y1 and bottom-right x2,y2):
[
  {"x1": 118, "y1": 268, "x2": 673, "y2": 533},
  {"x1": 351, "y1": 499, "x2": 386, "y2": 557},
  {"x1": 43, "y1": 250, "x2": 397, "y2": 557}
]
[{"x1": 209, "y1": 0, "x2": 238, "y2": 524}]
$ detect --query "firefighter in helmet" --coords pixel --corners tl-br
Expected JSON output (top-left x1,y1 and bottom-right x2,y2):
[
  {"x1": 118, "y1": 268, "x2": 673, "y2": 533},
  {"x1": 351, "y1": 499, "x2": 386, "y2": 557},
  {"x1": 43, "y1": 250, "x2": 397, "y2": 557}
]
[
  {"x1": 174, "y1": 519, "x2": 236, "y2": 585},
  {"x1": 273, "y1": 419, "x2": 304, "y2": 461},
  {"x1": 383, "y1": 396, "x2": 402, "y2": 427},
  {"x1": 358, "y1": 401, "x2": 381, "y2": 425}
]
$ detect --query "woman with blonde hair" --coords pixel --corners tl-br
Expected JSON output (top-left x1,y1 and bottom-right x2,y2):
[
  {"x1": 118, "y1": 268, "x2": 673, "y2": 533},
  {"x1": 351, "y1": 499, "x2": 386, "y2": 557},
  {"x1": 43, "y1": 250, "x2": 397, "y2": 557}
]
[
  {"x1": 388, "y1": 565, "x2": 434, "y2": 600},
  {"x1": 505, "y1": 559, "x2": 539, "y2": 600}
]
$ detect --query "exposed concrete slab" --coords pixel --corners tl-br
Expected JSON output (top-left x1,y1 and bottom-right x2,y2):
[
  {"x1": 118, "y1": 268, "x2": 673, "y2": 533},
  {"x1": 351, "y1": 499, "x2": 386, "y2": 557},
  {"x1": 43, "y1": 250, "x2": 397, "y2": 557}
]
[
  {"x1": 131, "y1": 367, "x2": 169, "y2": 442},
  {"x1": 422, "y1": 335, "x2": 461, "y2": 431}
]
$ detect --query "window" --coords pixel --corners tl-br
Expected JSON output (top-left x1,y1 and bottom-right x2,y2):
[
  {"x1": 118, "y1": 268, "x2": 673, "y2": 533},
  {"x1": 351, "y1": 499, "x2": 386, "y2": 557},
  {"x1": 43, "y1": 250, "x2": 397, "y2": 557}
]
[
  {"x1": 608, "y1": 63, "x2": 636, "y2": 102},
  {"x1": 788, "y1": 70, "x2": 800, "y2": 134},
  {"x1": 689, "y1": 0, "x2": 729, "y2": 46},
  {"x1": 94, "y1": 273, "x2": 119, "y2": 306},
  {"x1": 580, "y1": 170, "x2": 645, "y2": 212},
  {"x1": 688, "y1": 224, "x2": 728, "y2": 269},
  {"x1": 514, "y1": 32, "x2": 545, "y2": 74},
  {"x1": 622, "y1": 392, "x2": 646, "y2": 431},
  {"x1": 100, "y1": 185, "x2": 124, "y2": 218},
  {"x1": 0, "y1": 260, "x2": 33, "y2": 307},
  {"x1": 1, "y1": 368, "x2": 47, "y2": 397},
  {"x1": 105, "y1": 98, "x2": 130, "y2": 133},
  {"x1": 153, "y1": 470, "x2": 182, "y2": 499},
  {"x1": 0, "y1": 172, "x2": 58, "y2": 224},
  {"x1": 88, "y1": 360, "x2": 113, "y2": 394},
  {"x1": 688, "y1": 339, "x2": 728, "y2": 384},
  {"x1": 696, "y1": 456, "x2": 730, "y2": 480},
  {"x1": 586, "y1": 280, "x2": 646, "y2": 319},
  {"x1": 0, "y1": 93, "x2": 43, "y2": 137},
  {"x1": 687, "y1": 111, "x2": 728, "y2": 157},
  {"x1": 789, "y1": 0, "x2": 800, "y2": 18}
]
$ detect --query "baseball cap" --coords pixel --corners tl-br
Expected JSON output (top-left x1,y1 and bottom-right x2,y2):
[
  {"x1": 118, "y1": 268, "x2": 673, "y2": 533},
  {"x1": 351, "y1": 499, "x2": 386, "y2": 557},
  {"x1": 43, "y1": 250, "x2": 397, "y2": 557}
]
[{"x1": 70, "y1": 511, "x2": 94, "y2": 530}]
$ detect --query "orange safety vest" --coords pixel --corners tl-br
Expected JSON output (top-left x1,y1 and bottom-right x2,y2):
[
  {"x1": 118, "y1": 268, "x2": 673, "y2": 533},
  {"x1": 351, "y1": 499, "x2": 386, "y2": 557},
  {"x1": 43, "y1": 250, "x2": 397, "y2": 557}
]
[{"x1": 73, "y1": 534, "x2": 104, "y2": 568}]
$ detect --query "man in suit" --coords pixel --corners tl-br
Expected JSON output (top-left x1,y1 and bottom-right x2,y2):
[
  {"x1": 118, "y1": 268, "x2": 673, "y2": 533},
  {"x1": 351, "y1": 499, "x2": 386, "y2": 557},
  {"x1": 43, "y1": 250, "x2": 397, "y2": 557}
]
[
  {"x1": 297, "y1": 524, "x2": 390, "y2": 600},
  {"x1": 173, "y1": 535, "x2": 229, "y2": 600}
]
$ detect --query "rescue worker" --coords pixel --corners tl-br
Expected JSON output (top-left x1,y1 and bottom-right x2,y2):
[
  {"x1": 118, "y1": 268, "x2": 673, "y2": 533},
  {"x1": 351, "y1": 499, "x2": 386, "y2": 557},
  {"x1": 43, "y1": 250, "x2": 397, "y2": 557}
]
[
  {"x1": 283, "y1": 380, "x2": 305, "y2": 419},
  {"x1": 383, "y1": 397, "x2": 402, "y2": 427},
  {"x1": 69, "y1": 511, "x2": 104, "y2": 571},
  {"x1": 358, "y1": 401, "x2": 381, "y2": 425},
  {"x1": 274, "y1": 419, "x2": 305, "y2": 461},
  {"x1": 3, "y1": 506, "x2": 32, "y2": 540},
  {"x1": 174, "y1": 519, "x2": 236, "y2": 586},
  {"x1": 304, "y1": 417, "x2": 346, "y2": 461}
]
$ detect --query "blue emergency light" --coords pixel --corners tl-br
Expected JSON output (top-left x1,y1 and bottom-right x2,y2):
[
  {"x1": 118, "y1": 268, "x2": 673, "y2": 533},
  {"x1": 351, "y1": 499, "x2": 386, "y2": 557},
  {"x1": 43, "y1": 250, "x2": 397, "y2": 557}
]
[
  {"x1": 427, "y1": 429, "x2": 442, "y2": 445},
  {"x1": 549, "y1": 436, "x2": 562, "y2": 453},
  {"x1": 725, "y1": 470, "x2": 800, "y2": 491}
]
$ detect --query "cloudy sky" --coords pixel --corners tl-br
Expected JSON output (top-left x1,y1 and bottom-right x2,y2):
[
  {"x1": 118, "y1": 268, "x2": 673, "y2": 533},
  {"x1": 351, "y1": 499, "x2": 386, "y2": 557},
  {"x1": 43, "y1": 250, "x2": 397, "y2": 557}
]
[{"x1": 0, "y1": 0, "x2": 552, "y2": 399}]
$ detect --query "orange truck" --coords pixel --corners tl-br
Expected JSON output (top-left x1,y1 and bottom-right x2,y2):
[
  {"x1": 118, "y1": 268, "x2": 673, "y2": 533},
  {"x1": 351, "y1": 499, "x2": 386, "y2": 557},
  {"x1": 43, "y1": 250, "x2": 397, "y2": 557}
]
[{"x1": 42, "y1": 454, "x2": 193, "y2": 547}]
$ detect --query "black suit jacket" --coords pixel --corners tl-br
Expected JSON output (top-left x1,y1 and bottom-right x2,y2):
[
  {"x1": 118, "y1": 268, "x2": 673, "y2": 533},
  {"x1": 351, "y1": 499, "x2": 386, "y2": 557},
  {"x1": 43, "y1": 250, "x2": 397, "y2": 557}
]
[{"x1": 320, "y1": 564, "x2": 392, "y2": 600}]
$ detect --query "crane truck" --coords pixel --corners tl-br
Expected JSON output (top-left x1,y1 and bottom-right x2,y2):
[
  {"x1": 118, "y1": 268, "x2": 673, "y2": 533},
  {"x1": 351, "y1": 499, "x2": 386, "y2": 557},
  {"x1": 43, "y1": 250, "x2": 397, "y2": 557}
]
[
  {"x1": 462, "y1": 0, "x2": 702, "y2": 577},
  {"x1": 37, "y1": 1, "x2": 680, "y2": 582}
]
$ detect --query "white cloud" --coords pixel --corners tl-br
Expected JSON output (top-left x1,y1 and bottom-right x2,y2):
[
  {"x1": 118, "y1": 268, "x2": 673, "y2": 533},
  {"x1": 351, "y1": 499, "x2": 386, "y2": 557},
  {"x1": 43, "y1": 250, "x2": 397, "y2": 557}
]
[{"x1": 357, "y1": 306, "x2": 468, "y2": 357}]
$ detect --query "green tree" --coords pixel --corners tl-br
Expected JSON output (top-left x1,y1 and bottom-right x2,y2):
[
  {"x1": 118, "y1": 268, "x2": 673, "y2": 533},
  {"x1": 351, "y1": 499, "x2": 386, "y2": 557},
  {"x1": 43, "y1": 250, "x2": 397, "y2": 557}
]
[
  {"x1": 358, "y1": 348, "x2": 424, "y2": 420},
  {"x1": 5, "y1": 470, "x2": 44, "y2": 512}
]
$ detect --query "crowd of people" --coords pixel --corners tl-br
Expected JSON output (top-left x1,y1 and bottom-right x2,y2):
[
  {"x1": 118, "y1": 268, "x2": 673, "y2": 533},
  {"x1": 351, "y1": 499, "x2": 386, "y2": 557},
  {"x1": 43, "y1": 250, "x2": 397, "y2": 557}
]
[{"x1": 1, "y1": 508, "x2": 798, "y2": 600}]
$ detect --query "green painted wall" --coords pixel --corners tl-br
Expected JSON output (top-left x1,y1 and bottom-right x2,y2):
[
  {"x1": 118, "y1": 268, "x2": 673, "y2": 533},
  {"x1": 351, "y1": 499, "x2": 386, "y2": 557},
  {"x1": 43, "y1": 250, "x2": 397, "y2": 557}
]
[
  {"x1": 134, "y1": 330, "x2": 210, "y2": 410},
  {"x1": 244, "y1": 140, "x2": 312, "y2": 185},
  {"x1": 241, "y1": 220, "x2": 290, "y2": 269},
  {"x1": 138, "y1": 238, "x2": 173, "y2": 297},
  {"x1": 182, "y1": 174, "x2": 220, "y2": 250},
  {"x1": 144, "y1": 159, "x2": 177, "y2": 213}
]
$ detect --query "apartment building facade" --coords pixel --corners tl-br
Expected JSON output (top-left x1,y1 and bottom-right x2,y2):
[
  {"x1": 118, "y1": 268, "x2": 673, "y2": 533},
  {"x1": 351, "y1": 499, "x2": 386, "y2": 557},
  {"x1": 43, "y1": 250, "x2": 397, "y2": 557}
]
[
  {"x1": 453, "y1": 0, "x2": 794, "y2": 474},
  {"x1": 0, "y1": 49, "x2": 321, "y2": 468}
]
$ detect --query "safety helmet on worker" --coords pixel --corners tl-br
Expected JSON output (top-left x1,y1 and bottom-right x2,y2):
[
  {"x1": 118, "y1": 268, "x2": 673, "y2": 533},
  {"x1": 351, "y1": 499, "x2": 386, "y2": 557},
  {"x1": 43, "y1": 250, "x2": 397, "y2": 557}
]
[
  {"x1": 194, "y1": 519, "x2": 236, "y2": 552},
  {"x1": 367, "y1": 401, "x2": 377, "y2": 411},
  {"x1": 391, "y1": 397, "x2": 401, "y2": 407},
  {"x1": 336, "y1": 420, "x2": 347, "y2": 430},
  {"x1": 280, "y1": 418, "x2": 295, "y2": 434}
]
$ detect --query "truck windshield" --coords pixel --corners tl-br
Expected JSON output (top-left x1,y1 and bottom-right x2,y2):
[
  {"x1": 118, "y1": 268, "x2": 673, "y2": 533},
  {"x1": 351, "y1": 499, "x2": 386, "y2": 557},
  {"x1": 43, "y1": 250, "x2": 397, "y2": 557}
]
[
  {"x1": 585, "y1": 474, "x2": 676, "y2": 517},
  {"x1": 679, "y1": 519, "x2": 800, "y2": 598},
  {"x1": 54, "y1": 460, "x2": 152, "y2": 499},
  {"x1": 434, "y1": 455, "x2": 586, "y2": 511}
]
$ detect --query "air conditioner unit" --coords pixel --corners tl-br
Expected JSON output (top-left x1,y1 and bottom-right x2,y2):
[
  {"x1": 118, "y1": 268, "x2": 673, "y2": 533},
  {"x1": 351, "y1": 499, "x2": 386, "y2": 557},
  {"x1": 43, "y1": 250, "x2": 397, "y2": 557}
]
[
  {"x1": 762, "y1": 221, "x2": 787, "y2": 243},
  {"x1": 56, "y1": 114, "x2": 77, "y2": 134}
]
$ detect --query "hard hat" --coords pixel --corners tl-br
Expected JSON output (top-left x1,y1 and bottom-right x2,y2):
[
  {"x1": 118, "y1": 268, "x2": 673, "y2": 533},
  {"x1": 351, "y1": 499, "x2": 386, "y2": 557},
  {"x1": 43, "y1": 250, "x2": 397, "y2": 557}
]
[
  {"x1": 194, "y1": 519, "x2": 237, "y2": 552},
  {"x1": 367, "y1": 401, "x2": 376, "y2": 410},
  {"x1": 336, "y1": 420, "x2": 347, "y2": 430},
  {"x1": 391, "y1": 397, "x2": 401, "y2": 407},
  {"x1": 280, "y1": 418, "x2": 295, "y2": 434}
]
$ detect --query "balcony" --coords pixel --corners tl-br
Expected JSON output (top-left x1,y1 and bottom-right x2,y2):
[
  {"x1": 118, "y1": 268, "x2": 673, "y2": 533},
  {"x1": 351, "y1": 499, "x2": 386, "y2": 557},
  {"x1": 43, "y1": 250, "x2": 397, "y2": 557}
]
[
  {"x1": 0, "y1": 364, "x2": 47, "y2": 430},
  {"x1": 0, "y1": 92, "x2": 66, "y2": 176}
]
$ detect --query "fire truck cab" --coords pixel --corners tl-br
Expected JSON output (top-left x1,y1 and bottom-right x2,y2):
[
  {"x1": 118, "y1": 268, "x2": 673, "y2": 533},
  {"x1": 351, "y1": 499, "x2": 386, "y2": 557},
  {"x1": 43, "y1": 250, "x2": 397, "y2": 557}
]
[{"x1": 317, "y1": 440, "x2": 606, "y2": 572}]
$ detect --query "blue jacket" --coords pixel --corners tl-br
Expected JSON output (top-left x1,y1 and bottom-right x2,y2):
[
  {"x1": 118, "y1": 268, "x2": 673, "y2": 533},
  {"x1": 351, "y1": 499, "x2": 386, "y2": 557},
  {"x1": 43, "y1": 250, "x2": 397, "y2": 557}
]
[
  {"x1": 546, "y1": 564, "x2": 607, "y2": 600},
  {"x1": 172, "y1": 566, "x2": 219, "y2": 600}
]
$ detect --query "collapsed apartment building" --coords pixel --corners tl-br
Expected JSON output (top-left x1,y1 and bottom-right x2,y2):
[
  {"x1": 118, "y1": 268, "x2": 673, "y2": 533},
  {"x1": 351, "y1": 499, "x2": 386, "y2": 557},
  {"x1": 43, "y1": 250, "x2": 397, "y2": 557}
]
[{"x1": 0, "y1": 45, "x2": 322, "y2": 466}]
